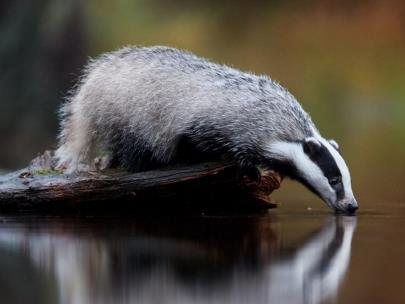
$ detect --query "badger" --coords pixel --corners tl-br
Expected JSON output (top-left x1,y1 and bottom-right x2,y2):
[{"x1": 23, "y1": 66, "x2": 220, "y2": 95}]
[{"x1": 56, "y1": 46, "x2": 358, "y2": 213}]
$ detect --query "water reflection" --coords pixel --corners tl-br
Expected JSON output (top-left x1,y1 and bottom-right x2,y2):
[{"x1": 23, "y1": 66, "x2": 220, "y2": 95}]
[{"x1": 0, "y1": 215, "x2": 356, "y2": 304}]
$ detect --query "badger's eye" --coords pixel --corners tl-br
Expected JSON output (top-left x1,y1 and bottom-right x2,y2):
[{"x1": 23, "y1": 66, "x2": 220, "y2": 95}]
[{"x1": 330, "y1": 176, "x2": 342, "y2": 186}]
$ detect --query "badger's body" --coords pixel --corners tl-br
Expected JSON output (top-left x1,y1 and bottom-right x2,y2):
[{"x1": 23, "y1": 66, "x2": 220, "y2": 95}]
[{"x1": 56, "y1": 46, "x2": 358, "y2": 213}]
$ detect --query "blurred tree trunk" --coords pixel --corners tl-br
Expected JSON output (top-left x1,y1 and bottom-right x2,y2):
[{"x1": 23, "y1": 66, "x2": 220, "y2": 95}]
[{"x1": 0, "y1": 0, "x2": 87, "y2": 169}]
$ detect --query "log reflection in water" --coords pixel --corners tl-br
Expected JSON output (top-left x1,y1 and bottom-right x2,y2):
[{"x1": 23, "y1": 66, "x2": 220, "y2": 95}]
[{"x1": 0, "y1": 215, "x2": 356, "y2": 304}]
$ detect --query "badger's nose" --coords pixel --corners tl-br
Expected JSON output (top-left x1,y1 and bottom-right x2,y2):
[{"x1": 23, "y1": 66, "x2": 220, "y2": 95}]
[
  {"x1": 345, "y1": 199, "x2": 359, "y2": 214},
  {"x1": 346, "y1": 204, "x2": 358, "y2": 213}
]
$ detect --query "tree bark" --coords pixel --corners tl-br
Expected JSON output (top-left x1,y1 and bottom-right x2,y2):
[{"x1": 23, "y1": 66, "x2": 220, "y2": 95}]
[{"x1": 0, "y1": 151, "x2": 282, "y2": 214}]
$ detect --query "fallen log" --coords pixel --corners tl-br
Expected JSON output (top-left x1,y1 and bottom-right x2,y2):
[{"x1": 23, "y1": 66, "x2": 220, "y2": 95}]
[{"x1": 0, "y1": 151, "x2": 282, "y2": 214}]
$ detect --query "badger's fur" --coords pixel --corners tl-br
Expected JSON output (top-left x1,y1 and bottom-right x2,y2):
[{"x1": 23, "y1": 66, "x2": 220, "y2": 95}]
[{"x1": 56, "y1": 46, "x2": 358, "y2": 213}]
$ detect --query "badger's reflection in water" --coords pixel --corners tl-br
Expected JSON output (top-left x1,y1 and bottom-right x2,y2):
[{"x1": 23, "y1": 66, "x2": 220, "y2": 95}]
[{"x1": 0, "y1": 214, "x2": 356, "y2": 304}]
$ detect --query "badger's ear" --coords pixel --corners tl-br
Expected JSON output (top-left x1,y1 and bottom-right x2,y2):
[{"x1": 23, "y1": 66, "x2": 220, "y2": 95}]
[
  {"x1": 329, "y1": 139, "x2": 340, "y2": 151},
  {"x1": 303, "y1": 137, "x2": 321, "y2": 155}
]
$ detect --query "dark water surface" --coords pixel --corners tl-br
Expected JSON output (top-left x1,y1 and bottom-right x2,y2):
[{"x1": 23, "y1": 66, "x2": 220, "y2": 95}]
[{"x1": 0, "y1": 201, "x2": 404, "y2": 304}]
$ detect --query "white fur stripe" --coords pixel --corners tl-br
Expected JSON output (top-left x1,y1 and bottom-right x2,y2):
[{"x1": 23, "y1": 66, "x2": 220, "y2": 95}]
[{"x1": 269, "y1": 141, "x2": 336, "y2": 208}]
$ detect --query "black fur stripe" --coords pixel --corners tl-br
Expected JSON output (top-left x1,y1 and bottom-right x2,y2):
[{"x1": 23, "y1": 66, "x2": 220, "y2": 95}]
[{"x1": 304, "y1": 143, "x2": 345, "y2": 200}]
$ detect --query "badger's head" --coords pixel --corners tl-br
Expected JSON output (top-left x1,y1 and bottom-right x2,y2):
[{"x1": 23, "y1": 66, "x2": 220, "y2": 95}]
[{"x1": 268, "y1": 137, "x2": 358, "y2": 214}]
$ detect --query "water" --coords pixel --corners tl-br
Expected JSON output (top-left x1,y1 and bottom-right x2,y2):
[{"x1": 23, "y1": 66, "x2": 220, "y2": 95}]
[{"x1": 0, "y1": 202, "x2": 403, "y2": 304}]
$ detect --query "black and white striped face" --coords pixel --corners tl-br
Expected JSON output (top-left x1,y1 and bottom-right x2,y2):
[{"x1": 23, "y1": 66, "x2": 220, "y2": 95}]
[{"x1": 269, "y1": 137, "x2": 358, "y2": 213}]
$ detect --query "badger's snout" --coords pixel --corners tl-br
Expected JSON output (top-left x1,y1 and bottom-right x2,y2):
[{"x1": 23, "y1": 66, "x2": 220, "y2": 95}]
[
  {"x1": 337, "y1": 198, "x2": 358, "y2": 214},
  {"x1": 346, "y1": 201, "x2": 358, "y2": 213}
]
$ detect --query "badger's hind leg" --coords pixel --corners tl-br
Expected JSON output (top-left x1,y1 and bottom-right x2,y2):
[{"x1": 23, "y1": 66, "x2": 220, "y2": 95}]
[{"x1": 55, "y1": 103, "x2": 94, "y2": 173}]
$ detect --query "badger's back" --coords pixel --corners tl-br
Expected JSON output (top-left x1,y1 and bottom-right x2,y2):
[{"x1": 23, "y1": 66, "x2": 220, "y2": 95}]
[{"x1": 56, "y1": 46, "x2": 316, "y2": 172}]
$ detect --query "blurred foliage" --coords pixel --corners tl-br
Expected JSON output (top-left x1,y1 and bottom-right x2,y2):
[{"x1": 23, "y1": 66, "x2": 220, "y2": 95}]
[{"x1": 0, "y1": 0, "x2": 404, "y2": 204}]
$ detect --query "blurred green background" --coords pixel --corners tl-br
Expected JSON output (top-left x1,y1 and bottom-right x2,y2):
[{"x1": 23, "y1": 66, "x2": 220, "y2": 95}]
[{"x1": 1, "y1": 0, "x2": 404, "y2": 206}]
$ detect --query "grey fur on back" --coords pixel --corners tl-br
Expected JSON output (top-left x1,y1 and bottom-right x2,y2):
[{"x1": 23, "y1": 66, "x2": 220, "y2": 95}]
[{"x1": 56, "y1": 46, "x2": 317, "y2": 171}]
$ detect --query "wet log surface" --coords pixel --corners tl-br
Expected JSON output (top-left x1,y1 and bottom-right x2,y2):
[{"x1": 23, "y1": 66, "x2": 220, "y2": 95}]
[{"x1": 0, "y1": 151, "x2": 283, "y2": 214}]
